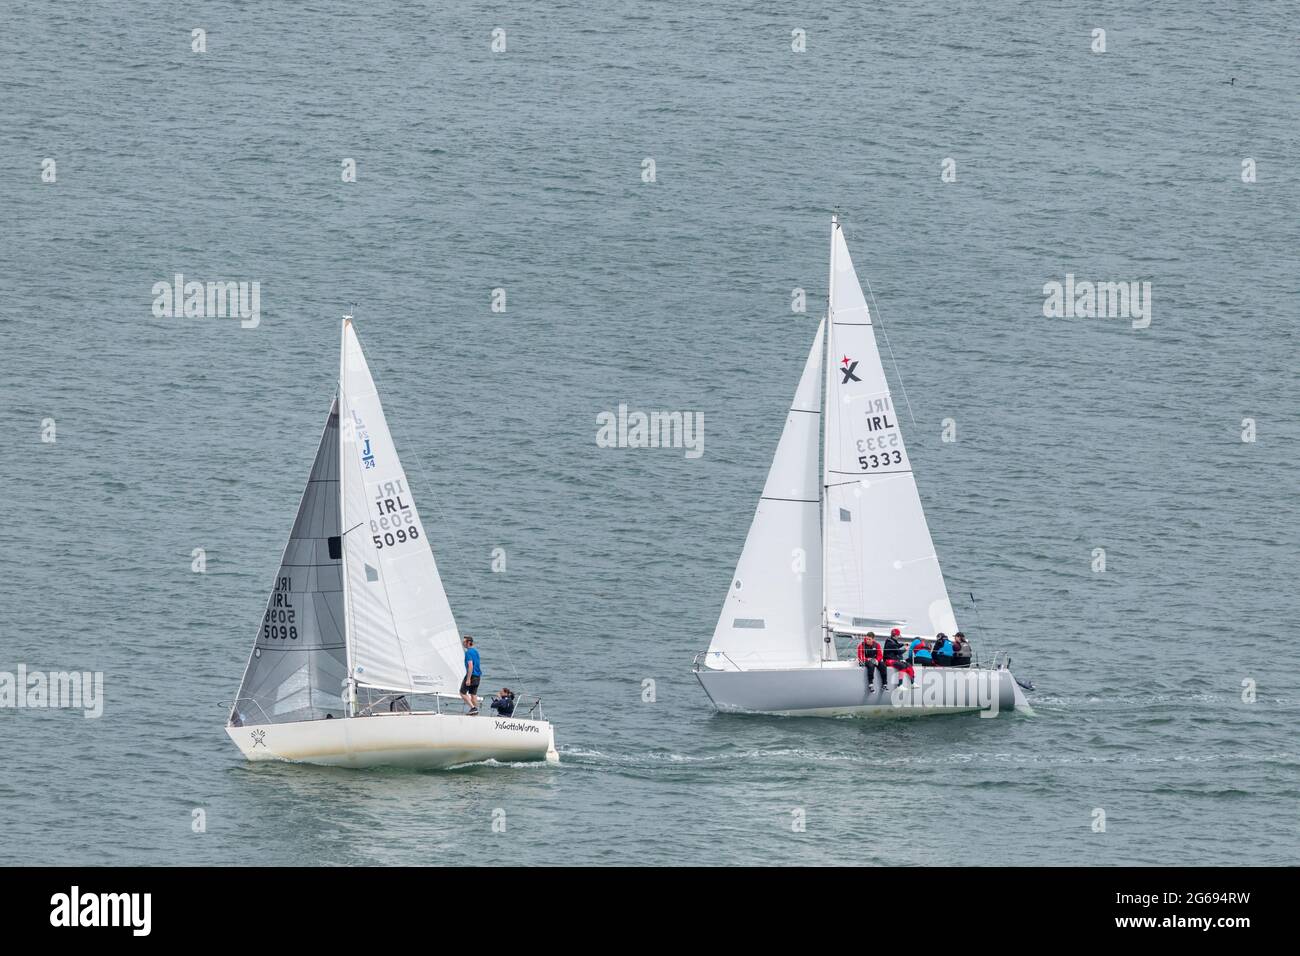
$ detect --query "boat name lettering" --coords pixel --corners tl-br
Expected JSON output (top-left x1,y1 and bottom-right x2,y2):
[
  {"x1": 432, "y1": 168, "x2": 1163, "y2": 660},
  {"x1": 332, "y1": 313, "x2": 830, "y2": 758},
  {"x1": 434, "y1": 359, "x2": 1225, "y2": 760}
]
[{"x1": 494, "y1": 720, "x2": 540, "y2": 734}]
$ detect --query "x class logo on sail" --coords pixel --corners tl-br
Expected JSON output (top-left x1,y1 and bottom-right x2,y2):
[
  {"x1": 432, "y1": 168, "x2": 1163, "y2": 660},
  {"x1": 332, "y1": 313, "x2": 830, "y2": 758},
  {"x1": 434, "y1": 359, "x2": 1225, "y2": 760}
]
[{"x1": 839, "y1": 356, "x2": 861, "y2": 384}]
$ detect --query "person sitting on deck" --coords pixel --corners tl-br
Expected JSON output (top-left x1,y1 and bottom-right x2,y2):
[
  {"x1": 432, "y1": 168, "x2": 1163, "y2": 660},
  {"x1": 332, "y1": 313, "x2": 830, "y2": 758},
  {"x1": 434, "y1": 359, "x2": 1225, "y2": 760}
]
[
  {"x1": 882, "y1": 628, "x2": 914, "y2": 686},
  {"x1": 951, "y1": 632, "x2": 972, "y2": 668},
  {"x1": 909, "y1": 637, "x2": 934, "y2": 668},
  {"x1": 489, "y1": 687, "x2": 517, "y2": 718},
  {"x1": 856, "y1": 632, "x2": 885, "y2": 691},
  {"x1": 932, "y1": 633, "x2": 955, "y2": 666}
]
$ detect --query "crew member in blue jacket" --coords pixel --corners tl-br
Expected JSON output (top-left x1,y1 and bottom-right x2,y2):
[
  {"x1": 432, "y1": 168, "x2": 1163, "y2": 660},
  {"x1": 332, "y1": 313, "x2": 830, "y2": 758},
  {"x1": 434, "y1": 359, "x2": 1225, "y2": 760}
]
[
  {"x1": 909, "y1": 636, "x2": 933, "y2": 667},
  {"x1": 932, "y1": 633, "x2": 955, "y2": 666}
]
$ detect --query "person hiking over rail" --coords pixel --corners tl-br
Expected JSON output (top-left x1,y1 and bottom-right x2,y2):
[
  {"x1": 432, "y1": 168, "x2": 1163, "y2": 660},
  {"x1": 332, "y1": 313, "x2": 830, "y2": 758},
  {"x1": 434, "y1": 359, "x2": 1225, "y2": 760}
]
[
  {"x1": 882, "y1": 628, "x2": 914, "y2": 687},
  {"x1": 856, "y1": 631, "x2": 886, "y2": 692},
  {"x1": 909, "y1": 636, "x2": 933, "y2": 668},
  {"x1": 951, "y1": 632, "x2": 972, "y2": 668},
  {"x1": 932, "y1": 633, "x2": 955, "y2": 667}
]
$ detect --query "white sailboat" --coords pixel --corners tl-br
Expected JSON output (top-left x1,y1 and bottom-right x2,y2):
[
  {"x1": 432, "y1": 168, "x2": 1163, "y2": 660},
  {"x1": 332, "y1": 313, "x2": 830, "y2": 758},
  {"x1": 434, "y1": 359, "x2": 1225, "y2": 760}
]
[
  {"x1": 225, "y1": 316, "x2": 559, "y2": 767},
  {"x1": 694, "y1": 217, "x2": 1030, "y2": 717}
]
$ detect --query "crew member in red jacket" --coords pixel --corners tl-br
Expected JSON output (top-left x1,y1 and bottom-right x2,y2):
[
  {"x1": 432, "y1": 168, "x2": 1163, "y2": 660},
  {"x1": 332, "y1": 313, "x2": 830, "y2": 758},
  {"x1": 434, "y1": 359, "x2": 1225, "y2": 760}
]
[{"x1": 856, "y1": 631, "x2": 885, "y2": 692}]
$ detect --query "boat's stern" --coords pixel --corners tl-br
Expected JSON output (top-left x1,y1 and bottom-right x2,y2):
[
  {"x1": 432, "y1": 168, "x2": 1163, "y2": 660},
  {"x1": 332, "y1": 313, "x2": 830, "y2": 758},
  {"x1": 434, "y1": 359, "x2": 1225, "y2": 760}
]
[{"x1": 545, "y1": 723, "x2": 560, "y2": 763}]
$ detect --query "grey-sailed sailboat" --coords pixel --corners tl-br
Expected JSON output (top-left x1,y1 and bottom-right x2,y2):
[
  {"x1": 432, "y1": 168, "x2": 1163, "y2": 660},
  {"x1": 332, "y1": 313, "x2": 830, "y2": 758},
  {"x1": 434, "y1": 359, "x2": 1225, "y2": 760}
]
[{"x1": 225, "y1": 316, "x2": 558, "y2": 766}]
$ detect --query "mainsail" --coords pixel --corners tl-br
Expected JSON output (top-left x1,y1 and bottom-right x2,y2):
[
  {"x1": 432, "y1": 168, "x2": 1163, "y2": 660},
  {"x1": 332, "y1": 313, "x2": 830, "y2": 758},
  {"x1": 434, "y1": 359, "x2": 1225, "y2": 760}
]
[
  {"x1": 821, "y1": 219, "x2": 958, "y2": 637},
  {"x1": 706, "y1": 320, "x2": 825, "y2": 669},
  {"x1": 230, "y1": 403, "x2": 349, "y2": 725},
  {"x1": 338, "y1": 320, "x2": 465, "y2": 694}
]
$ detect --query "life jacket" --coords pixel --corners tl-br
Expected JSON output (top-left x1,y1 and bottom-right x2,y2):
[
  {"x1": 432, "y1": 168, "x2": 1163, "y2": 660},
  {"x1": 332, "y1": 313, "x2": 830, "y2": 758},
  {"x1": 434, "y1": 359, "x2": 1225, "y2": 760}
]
[
  {"x1": 910, "y1": 638, "x2": 932, "y2": 661},
  {"x1": 933, "y1": 637, "x2": 954, "y2": 658},
  {"x1": 858, "y1": 640, "x2": 880, "y2": 663}
]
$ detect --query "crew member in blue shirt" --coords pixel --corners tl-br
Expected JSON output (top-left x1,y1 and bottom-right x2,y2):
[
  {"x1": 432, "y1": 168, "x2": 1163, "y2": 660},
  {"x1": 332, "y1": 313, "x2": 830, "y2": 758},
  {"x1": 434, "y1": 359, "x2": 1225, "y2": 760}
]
[{"x1": 460, "y1": 635, "x2": 483, "y2": 715}]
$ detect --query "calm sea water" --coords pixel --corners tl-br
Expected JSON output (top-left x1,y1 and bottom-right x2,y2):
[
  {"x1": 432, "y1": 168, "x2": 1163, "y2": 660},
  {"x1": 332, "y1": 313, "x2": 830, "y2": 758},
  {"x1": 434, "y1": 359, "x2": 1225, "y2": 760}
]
[{"x1": 3, "y1": 1, "x2": 1297, "y2": 865}]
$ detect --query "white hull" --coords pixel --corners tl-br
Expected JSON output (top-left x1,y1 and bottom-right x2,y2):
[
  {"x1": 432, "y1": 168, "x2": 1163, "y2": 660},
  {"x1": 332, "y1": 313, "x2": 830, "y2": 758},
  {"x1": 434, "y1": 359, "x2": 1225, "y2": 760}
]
[
  {"x1": 695, "y1": 661, "x2": 1030, "y2": 718},
  {"x1": 225, "y1": 711, "x2": 559, "y2": 769}
]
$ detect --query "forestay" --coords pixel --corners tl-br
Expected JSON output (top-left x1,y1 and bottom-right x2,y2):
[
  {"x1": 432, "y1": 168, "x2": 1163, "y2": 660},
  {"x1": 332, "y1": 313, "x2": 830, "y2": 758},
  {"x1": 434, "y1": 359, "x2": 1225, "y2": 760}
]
[
  {"x1": 706, "y1": 320, "x2": 825, "y2": 669},
  {"x1": 338, "y1": 321, "x2": 466, "y2": 693},
  {"x1": 821, "y1": 222, "x2": 958, "y2": 637}
]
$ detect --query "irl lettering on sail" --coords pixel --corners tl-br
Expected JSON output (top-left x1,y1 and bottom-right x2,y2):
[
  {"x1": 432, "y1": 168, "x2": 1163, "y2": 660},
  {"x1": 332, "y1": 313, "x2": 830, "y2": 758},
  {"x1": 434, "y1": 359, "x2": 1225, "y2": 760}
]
[
  {"x1": 151, "y1": 274, "x2": 261, "y2": 329},
  {"x1": 1042, "y1": 274, "x2": 1152, "y2": 329}
]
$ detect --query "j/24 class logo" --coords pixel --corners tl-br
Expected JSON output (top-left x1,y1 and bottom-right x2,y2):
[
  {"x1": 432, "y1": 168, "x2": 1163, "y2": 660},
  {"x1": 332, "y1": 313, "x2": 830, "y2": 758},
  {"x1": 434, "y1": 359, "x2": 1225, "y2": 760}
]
[{"x1": 350, "y1": 410, "x2": 376, "y2": 470}]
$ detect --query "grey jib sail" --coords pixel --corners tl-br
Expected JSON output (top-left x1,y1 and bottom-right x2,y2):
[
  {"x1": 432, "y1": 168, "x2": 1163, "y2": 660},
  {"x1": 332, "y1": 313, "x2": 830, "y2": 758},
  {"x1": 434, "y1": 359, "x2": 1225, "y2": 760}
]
[{"x1": 229, "y1": 401, "x2": 349, "y2": 725}]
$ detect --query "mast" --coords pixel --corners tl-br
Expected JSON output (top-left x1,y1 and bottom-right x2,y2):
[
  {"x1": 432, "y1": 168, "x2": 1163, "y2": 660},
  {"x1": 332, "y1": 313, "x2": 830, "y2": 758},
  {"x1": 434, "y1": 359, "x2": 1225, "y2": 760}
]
[
  {"x1": 820, "y1": 215, "x2": 836, "y2": 662},
  {"x1": 339, "y1": 313, "x2": 357, "y2": 717}
]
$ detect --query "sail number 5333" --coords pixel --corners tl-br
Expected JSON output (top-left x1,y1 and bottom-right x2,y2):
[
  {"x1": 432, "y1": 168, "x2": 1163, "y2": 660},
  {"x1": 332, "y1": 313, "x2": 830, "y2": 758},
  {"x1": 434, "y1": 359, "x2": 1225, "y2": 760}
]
[{"x1": 858, "y1": 451, "x2": 902, "y2": 470}]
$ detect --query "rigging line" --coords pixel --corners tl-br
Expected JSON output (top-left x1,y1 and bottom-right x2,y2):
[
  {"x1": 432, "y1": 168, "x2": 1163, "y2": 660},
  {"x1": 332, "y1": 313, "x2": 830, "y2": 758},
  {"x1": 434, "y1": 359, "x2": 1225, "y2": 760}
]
[{"x1": 859, "y1": 271, "x2": 919, "y2": 431}]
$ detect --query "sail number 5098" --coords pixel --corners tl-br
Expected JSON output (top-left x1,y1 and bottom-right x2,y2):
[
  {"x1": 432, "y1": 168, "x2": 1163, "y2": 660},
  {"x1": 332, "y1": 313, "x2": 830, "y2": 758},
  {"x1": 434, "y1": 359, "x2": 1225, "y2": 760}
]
[
  {"x1": 373, "y1": 525, "x2": 419, "y2": 550},
  {"x1": 263, "y1": 608, "x2": 297, "y2": 640}
]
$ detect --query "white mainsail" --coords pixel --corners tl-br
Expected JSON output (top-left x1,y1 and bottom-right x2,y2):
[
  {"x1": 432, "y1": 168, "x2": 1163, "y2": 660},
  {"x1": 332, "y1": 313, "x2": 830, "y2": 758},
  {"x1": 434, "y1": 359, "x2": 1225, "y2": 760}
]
[
  {"x1": 338, "y1": 319, "x2": 466, "y2": 693},
  {"x1": 706, "y1": 320, "x2": 825, "y2": 669},
  {"x1": 822, "y1": 219, "x2": 958, "y2": 637}
]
